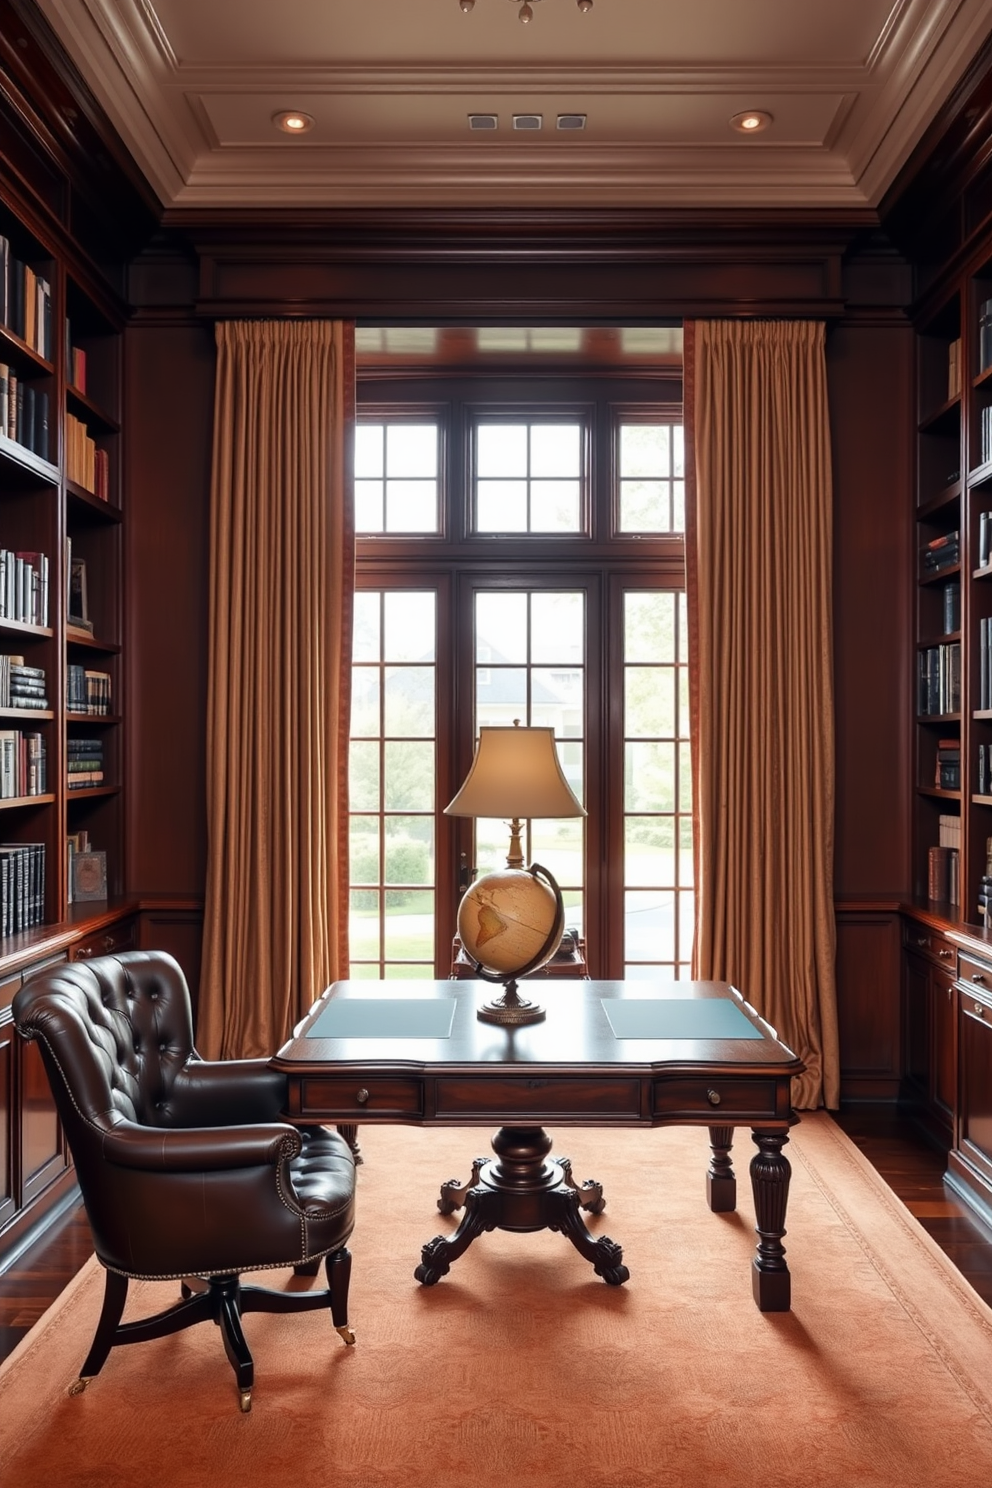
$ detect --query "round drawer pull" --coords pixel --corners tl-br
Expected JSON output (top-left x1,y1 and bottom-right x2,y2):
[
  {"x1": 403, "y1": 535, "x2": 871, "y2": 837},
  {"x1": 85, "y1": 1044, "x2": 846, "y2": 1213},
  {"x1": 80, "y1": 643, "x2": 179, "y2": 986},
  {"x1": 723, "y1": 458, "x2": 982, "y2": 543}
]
[
  {"x1": 972, "y1": 973, "x2": 987, "y2": 985},
  {"x1": 975, "y1": 1003, "x2": 987, "y2": 1019},
  {"x1": 356, "y1": 1088, "x2": 370, "y2": 1105},
  {"x1": 706, "y1": 1088, "x2": 722, "y2": 1106}
]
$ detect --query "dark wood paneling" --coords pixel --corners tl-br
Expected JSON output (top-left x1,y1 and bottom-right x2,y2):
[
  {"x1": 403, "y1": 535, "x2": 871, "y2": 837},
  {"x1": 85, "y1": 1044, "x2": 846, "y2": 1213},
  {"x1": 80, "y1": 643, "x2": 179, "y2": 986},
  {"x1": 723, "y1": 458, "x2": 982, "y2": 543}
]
[
  {"x1": 138, "y1": 909, "x2": 203, "y2": 1024},
  {"x1": 124, "y1": 323, "x2": 214, "y2": 896},
  {"x1": 828, "y1": 322, "x2": 914, "y2": 898},
  {"x1": 835, "y1": 911, "x2": 902, "y2": 1099}
]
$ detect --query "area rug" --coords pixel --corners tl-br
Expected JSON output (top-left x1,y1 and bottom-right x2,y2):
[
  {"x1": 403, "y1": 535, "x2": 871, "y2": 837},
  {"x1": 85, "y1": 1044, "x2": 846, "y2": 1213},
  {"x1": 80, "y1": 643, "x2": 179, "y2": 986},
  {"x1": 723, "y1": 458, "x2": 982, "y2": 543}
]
[{"x1": 2, "y1": 1114, "x2": 992, "y2": 1488}]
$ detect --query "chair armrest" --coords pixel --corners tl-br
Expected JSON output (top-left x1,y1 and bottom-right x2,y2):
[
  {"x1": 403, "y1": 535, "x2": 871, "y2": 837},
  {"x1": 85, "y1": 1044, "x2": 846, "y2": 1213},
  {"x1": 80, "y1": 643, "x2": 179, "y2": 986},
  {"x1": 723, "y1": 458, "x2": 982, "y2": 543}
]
[
  {"x1": 167, "y1": 1059, "x2": 289, "y2": 1127},
  {"x1": 100, "y1": 1120, "x2": 302, "y2": 1173}
]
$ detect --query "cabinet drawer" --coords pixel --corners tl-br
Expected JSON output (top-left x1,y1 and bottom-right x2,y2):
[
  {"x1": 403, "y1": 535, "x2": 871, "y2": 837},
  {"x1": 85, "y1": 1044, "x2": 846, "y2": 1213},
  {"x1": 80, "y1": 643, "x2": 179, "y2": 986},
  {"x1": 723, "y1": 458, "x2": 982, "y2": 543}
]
[
  {"x1": 903, "y1": 920, "x2": 957, "y2": 971},
  {"x1": 958, "y1": 952, "x2": 992, "y2": 1000},
  {"x1": 435, "y1": 1076, "x2": 640, "y2": 1118},
  {"x1": 653, "y1": 1076, "x2": 780, "y2": 1120},
  {"x1": 297, "y1": 1077, "x2": 423, "y2": 1119},
  {"x1": 70, "y1": 918, "x2": 137, "y2": 962}
]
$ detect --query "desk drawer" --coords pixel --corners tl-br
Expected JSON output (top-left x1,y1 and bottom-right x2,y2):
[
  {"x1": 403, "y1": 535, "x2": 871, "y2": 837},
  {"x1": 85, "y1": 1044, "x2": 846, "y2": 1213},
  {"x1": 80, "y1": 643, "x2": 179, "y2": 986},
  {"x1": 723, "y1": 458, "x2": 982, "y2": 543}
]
[
  {"x1": 297, "y1": 1077, "x2": 423, "y2": 1119},
  {"x1": 653, "y1": 1076, "x2": 780, "y2": 1120},
  {"x1": 958, "y1": 952, "x2": 992, "y2": 1000},
  {"x1": 435, "y1": 1077, "x2": 640, "y2": 1119}
]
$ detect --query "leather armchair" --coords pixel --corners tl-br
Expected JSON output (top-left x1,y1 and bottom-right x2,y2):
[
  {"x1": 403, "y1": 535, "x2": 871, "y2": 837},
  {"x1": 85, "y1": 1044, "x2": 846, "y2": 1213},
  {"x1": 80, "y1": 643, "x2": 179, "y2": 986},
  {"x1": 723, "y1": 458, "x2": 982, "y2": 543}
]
[{"x1": 13, "y1": 949, "x2": 357, "y2": 1412}]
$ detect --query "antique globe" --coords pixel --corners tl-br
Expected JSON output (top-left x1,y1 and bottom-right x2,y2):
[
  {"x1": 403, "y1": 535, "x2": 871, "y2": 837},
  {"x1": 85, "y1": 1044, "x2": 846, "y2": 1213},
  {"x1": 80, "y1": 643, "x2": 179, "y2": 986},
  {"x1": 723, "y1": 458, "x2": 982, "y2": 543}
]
[{"x1": 456, "y1": 864, "x2": 564, "y2": 1025}]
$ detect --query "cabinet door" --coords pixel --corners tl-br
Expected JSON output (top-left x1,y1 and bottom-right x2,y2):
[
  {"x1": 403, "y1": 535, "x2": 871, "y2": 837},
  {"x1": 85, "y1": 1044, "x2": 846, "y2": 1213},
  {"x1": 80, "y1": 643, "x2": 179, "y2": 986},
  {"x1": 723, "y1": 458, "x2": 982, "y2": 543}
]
[
  {"x1": 932, "y1": 967, "x2": 958, "y2": 1125},
  {"x1": 903, "y1": 951, "x2": 929, "y2": 1094},
  {"x1": 19, "y1": 1033, "x2": 67, "y2": 1205},
  {"x1": 0, "y1": 1015, "x2": 14, "y2": 1229},
  {"x1": 959, "y1": 994, "x2": 992, "y2": 1182}
]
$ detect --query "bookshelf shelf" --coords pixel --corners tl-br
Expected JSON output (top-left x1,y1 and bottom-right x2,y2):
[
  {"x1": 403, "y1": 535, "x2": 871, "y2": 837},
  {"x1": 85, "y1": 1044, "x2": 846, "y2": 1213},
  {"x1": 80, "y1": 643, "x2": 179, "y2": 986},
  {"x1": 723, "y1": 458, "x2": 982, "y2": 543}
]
[
  {"x1": 0, "y1": 191, "x2": 125, "y2": 950},
  {"x1": 919, "y1": 396, "x2": 961, "y2": 434},
  {"x1": 918, "y1": 481, "x2": 962, "y2": 516},
  {"x1": 0, "y1": 793, "x2": 55, "y2": 811},
  {"x1": 918, "y1": 786, "x2": 962, "y2": 800}
]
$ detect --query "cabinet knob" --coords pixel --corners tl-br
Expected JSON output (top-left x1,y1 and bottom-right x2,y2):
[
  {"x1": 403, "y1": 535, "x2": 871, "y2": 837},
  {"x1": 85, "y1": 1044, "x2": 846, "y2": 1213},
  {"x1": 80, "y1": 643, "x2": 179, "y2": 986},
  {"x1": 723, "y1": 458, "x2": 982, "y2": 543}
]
[
  {"x1": 706, "y1": 1088, "x2": 722, "y2": 1106},
  {"x1": 938, "y1": 948, "x2": 954, "y2": 960},
  {"x1": 916, "y1": 936, "x2": 929, "y2": 947},
  {"x1": 356, "y1": 1088, "x2": 370, "y2": 1105},
  {"x1": 975, "y1": 1003, "x2": 987, "y2": 1019},
  {"x1": 972, "y1": 973, "x2": 987, "y2": 985}
]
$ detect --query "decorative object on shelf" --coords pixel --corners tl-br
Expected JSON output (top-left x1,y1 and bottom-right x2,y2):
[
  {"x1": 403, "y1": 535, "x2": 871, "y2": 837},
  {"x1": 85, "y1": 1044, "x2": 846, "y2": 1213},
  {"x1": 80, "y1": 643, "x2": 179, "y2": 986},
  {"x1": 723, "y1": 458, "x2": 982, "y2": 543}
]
[
  {"x1": 70, "y1": 848, "x2": 106, "y2": 902},
  {"x1": 67, "y1": 551, "x2": 91, "y2": 632},
  {"x1": 444, "y1": 720, "x2": 585, "y2": 1024},
  {"x1": 459, "y1": 0, "x2": 593, "y2": 22}
]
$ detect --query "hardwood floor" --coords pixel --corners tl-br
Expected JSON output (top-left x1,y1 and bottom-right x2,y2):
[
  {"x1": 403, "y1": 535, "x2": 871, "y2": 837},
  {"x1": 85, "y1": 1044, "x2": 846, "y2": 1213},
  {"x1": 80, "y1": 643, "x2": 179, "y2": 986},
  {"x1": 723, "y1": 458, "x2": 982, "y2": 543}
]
[{"x1": 1, "y1": 1107, "x2": 991, "y2": 1367}]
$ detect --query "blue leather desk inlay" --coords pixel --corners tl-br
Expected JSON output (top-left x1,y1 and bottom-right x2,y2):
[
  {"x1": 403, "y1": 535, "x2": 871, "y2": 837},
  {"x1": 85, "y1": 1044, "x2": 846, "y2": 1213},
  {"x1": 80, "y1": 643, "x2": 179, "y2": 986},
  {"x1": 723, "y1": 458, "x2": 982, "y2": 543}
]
[
  {"x1": 308, "y1": 998, "x2": 457, "y2": 1040},
  {"x1": 603, "y1": 998, "x2": 763, "y2": 1040}
]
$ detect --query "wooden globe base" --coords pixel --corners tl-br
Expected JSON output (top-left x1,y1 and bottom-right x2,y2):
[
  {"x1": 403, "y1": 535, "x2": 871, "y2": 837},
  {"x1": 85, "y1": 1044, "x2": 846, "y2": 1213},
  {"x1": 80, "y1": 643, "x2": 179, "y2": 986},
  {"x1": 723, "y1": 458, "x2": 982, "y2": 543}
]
[{"x1": 476, "y1": 979, "x2": 546, "y2": 1026}]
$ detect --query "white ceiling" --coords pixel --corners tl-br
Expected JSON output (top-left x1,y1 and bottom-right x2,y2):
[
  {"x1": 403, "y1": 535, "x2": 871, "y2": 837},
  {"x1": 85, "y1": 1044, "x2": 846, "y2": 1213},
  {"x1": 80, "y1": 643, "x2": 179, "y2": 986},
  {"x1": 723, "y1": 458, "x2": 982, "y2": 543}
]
[{"x1": 33, "y1": 0, "x2": 992, "y2": 211}]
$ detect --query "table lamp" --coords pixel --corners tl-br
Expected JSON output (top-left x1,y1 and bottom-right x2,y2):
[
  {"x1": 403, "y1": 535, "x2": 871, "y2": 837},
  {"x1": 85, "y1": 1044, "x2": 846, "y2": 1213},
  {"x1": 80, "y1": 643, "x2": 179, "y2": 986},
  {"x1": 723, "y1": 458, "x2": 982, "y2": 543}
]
[{"x1": 444, "y1": 720, "x2": 586, "y2": 1025}]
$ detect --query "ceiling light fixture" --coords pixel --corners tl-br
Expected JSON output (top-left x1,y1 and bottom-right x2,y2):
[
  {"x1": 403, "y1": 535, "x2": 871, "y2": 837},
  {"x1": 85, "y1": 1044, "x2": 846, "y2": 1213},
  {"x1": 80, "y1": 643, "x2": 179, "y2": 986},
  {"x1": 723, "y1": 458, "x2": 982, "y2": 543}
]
[
  {"x1": 273, "y1": 110, "x2": 314, "y2": 135},
  {"x1": 729, "y1": 110, "x2": 773, "y2": 135},
  {"x1": 460, "y1": 0, "x2": 592, "y2": 22}
]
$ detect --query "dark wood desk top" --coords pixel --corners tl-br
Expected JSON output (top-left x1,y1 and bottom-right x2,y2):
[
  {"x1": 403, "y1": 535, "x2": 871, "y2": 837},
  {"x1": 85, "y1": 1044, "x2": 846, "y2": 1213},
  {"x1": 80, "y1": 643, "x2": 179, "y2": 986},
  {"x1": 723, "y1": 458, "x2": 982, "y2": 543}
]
[{"x1": 272, "y1": 980, "x2": 804, "y2": 1130}]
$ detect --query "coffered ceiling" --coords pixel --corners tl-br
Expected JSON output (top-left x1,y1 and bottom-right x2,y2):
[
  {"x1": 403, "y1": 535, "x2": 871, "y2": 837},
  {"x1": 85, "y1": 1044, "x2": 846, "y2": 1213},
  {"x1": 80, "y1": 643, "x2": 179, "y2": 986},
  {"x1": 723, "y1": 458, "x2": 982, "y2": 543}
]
[{"x1": 30, "y1": 0, "x2": 992, "y2": 212}]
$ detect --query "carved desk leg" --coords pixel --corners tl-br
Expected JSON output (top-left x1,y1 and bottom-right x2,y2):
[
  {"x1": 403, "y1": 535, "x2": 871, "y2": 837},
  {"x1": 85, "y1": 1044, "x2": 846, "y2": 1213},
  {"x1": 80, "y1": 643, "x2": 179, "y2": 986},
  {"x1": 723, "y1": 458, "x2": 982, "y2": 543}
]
[
  {"x1": 415, "y1": 1186, "x2": 501, "y2": 1285},
  {"x1": 557, "y1": 1155, "x2": 606, "y2": 1215},
  {"x1": 336, "y1": 1124, "x2": 363, "y2": 1165},
  {"x1": 437, "y1": 1157, "x2": 488, "y2": 1215},
  {"x1": 706, "y1": 1125, "x2": 736, "y2": 1212},
  {"x1": 546, "y1": 1189, "x2": 629, "y2": 1285},
  {"x1": 749, "y1": 1128, "x2": 792, "y2": 1312}
]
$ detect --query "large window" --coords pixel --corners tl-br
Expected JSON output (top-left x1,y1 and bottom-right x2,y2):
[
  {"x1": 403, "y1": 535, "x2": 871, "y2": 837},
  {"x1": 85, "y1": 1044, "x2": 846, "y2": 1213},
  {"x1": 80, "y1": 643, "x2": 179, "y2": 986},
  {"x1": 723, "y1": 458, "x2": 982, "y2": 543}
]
[{"x1": 350, "y1": 366, "x2": 687, "y2": 980}]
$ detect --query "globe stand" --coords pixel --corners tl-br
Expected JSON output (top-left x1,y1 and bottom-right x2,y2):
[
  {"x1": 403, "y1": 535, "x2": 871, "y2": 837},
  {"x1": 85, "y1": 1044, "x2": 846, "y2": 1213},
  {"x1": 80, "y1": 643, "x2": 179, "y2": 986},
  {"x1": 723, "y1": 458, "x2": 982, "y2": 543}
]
[
  {"x1": 465, "y1": 862, "x2": 565, "y2": 1026},
  {"x1": 476, "y1": 978, "x2": 546, "y2": 1026}
]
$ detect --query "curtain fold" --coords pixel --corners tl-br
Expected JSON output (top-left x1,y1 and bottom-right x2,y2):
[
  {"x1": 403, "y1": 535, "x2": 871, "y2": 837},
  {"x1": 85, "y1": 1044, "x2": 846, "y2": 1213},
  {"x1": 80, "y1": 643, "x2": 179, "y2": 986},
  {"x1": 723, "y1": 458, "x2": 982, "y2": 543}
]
[
  {"x1": 686, "y1": 319, "x2": 839, "y2": 1109},
  {"x1": 198, "y1": 320, "x2": 355, "y2": 1059}
]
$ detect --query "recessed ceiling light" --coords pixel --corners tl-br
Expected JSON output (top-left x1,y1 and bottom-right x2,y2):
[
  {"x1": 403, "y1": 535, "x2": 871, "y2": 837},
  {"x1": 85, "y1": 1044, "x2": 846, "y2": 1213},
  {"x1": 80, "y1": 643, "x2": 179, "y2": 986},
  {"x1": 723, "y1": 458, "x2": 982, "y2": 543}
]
[
  {"x1": 273, "y1": 110, "x2": 314, "y2": 135},
  {"x1": 513, "y1": 114, "x2": 543, "y2": 131},
  {"x1": 557, "y1": 114, "x2": 587, "y2": 131},
  {"x1": 730, "y1": 110, "x2": 772, "y2": 135},
  {"x1": 468, "y1": 114, "x2": 499, "y2": 131}
]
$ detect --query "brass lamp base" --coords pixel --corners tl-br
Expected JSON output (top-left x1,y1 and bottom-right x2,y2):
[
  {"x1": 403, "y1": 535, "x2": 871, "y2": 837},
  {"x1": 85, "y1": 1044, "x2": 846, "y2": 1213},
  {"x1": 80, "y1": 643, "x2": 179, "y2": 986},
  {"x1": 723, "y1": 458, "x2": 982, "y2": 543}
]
[{"x1": 476, "y1": 980, "x2": 546, "y2": 1026}]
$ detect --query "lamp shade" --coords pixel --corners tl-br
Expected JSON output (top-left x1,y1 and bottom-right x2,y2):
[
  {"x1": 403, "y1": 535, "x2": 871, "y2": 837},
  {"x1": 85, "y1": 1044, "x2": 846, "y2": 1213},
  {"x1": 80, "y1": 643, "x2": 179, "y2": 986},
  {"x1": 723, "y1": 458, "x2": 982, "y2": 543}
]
[{"x1": 444, "y1": 725, "x2": 585, "y2": 820}]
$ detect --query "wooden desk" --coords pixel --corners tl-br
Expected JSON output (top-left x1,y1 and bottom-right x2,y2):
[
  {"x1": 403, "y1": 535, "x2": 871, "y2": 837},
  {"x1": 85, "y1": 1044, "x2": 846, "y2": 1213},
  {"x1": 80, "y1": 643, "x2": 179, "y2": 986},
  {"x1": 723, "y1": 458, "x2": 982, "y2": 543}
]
[{"x1": 272, "y1": 979, "x2": 805, "y2": 1311}]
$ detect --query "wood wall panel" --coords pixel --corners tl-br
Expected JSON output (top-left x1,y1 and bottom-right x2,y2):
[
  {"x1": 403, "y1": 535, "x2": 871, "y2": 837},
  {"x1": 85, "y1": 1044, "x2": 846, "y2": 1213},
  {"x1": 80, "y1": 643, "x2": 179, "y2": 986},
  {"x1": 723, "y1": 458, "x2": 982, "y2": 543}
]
[
  {"x1": 828, "y1": 321, "x2": 914, "y2": 899},
  {"x1": 124, "y1": 322, "x2": 214, "y2": 896},
  {"x1": 835, "y1": 911, "x2": 903, "y2": 1100}
]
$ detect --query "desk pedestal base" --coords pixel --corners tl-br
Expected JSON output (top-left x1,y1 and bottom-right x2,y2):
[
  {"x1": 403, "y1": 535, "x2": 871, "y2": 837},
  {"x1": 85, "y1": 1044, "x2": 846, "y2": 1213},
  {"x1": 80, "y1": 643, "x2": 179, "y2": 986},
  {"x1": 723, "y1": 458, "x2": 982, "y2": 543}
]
[{"x1": 415, "y1": 1126, "x2": 630, "y2": 1287}]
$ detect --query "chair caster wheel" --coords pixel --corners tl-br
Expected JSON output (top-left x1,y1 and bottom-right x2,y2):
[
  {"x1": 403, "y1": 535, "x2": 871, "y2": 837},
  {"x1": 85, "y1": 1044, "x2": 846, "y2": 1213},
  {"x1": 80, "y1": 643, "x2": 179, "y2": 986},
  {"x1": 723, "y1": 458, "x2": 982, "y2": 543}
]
[
  {"x1": 239, "y1": 1389, "x2": 252, "y2": 1413},
  {"x1": 335, "y1": 1324, "x2": 356, "y2": 1346},
  {"x1": 68, "y1": 1377, "x2": 90, "y2": 1397}
]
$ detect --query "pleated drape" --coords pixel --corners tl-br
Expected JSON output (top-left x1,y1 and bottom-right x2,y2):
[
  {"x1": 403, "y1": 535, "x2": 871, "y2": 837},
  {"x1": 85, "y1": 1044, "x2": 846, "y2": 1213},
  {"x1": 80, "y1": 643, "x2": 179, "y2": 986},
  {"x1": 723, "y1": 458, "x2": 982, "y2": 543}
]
[
  {"x1": 685, "y1": 319, "x2": 839, "y2": 1109},
  {"x1": 198, "y1": 320, "x2": 355, "y2": 1059}
]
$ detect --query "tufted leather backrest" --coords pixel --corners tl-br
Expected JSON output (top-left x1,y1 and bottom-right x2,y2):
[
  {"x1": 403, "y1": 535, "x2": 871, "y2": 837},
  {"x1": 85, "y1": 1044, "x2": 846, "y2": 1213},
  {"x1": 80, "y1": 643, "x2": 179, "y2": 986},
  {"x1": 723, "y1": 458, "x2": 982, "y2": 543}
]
[{"x1": 13, "y1": 950, "x2": 198, "y2": 1135}]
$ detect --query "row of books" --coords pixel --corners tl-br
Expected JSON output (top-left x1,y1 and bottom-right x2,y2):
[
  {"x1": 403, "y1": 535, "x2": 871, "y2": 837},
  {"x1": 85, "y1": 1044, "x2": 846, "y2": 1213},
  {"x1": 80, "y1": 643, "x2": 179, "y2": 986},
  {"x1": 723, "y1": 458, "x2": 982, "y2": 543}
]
[
  {"x1": 0, "y1": 657, "x2": 47, "y2": 711},
  {"x1": 0, "y1": 842, "x2": 45, "y2": 936},
  {"x1": 67, "y1": 736, "x2": 103, "y2": 788},
  {"x1": 0, "y1": 238, "x2": 53, "y2": 361},
  {"x1": 66, "y1": 665, "x2": 111, "y2": 715},
  {"x1": 980, "y1": 405, "x2": 992, "y2": 469},
  {"x1": 0, "y1": 366, "x2": 49, "y2": 460},
  {"x1": 980, "y1": 299, "x2": 992, "y2": 375},
  {"x1": 929, "y1": 813, "x2": 962, "y2": 904},
  {"x1": 0, "y1": 729, "x2": 46, "y2": 798},
  {"x1": 941, "y1": 578, "x2": 961, "y2": 633},
  {"x1": 918, "y1": 640, "x2": 961, "y2": 716},
  {"x1": 65, "y1": 411, "x2": 108, "y2": 497},
  {"x1": 935, "y1": 737, "x2": 960, "y2": 789},
  {"x1": 0, "y1": 549, "x2": 49, "y2": 627},
  {"x1": 921, "y1": 530, "x2": 960, "y2": 576},
  {"x1": 978, "y1": 620, "x2": 992, "y2": 709}
]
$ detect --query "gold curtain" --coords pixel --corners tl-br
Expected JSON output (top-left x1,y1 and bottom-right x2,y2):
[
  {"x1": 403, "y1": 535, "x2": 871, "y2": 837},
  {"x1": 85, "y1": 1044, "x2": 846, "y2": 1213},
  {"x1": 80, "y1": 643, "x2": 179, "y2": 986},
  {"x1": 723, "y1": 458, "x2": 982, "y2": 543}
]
[
  {"x1": 198, "y1": 320, "x2": 355, "y2": 1058},
  {"x1": 685, "y1": 319, "x2": 839, "y2": 1109}
]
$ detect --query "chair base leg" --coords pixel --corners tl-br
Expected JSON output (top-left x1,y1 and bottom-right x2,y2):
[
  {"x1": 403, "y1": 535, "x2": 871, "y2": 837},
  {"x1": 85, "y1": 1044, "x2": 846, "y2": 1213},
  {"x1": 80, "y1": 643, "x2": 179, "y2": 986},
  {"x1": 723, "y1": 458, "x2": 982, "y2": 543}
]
[{"x1": 73, "y1": 1253, "x2": 356, "y2": 1408}]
